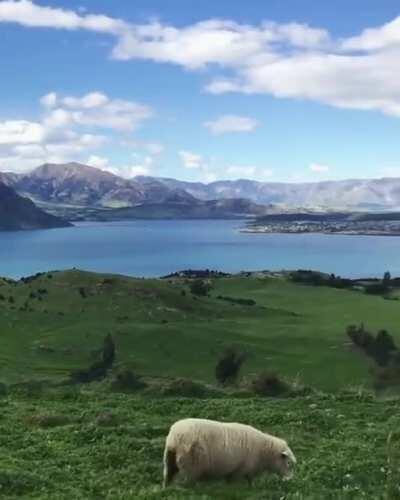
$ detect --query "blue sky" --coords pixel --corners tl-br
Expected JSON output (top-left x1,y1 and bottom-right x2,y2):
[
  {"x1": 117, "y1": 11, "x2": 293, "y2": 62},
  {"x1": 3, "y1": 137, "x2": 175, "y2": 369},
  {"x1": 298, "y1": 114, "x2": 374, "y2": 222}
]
[{"x1": 1, "y1": 0, "x2": 400, "y2": 183}]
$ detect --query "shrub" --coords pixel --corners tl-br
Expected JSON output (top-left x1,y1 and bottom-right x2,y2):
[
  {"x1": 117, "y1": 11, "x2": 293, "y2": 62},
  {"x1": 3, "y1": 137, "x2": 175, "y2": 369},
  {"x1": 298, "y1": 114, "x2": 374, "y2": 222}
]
[
  {"x1": 251, "y1": 371, "x2": 289, "y2": 397},
  {"x1": 217, "y1": 295, "x2": 256, "y2": 306},
  {"x1": 365, "y1": 283, "x2": 390, "y2": 295},
  {"x1": 159, "y1": 378, "x2": 217, "y2": 398},
  {"x1": 110, "y1": 369, "x2": 146, "y2": 392},
  {"x1": 95, "y1": 412, "x2": 119, "y2": 427},
  {"x1": 215, "y1": 348, "x2": 246, "y2": 386},
  {"x1": 70, "y1": 334, "x2": 115, "y2": 384},
  {"x1": 347, "y1": 324, "x2": 398, "y2": 367},
  {"x1": 25, "y1": 414, "x2": 72, "y2": 428},
  {"x1": 190, "y1": 279, "x2": 212, "y2": 296}
]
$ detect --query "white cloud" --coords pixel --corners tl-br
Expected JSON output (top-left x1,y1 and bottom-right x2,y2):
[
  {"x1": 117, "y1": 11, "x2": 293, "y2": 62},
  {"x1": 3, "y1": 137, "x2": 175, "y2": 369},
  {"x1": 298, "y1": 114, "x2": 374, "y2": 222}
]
[
  {"x1": 3, "y1": 3, "x2": 400, "y2": 118},
  {"x1": 42, "y1": 91, "x2": 153, "y2": 132},
  {"x1": 226, "y1": 165, "x2": 256, "y2": 178},
  {"x1": 342, "y1": 16, "x2": 400, "y2": 51},
  {"x1": 101, "y1": 163, "x2": 150, "y2": 179},
  {"x1": 86, "y1": 153, "x2": 156, "y2": 179},
  {"x1": 0, "y1": 0, "x2": 125, "y2": 33},
  {"x1": 310, "y1": 163, "x2": 330, "y2": 173},
  {"x1": 225, "y1": 165, "x2": 273, "y2": 180},
  {"x1": 179, "y1": 150, "x2": 204, "y2": 169},
  {"x1": 204, "y1": 115, "x2": 259, "y2": 135},
  {"x1": 40, "y1": 92, "x2": 57, "y2": 108},
  {"x1": 0, "y1": 120, "x2": 44, "y2": 145},
  {"x1": 87, "y1": 154, "x2": 109, "y2": 169},
  {"x1": 380, "y1": 167, "x2": 400, "y2": 178},
  {"x1": 0, "y1": 89, "x2": 153, "y2": 172}
]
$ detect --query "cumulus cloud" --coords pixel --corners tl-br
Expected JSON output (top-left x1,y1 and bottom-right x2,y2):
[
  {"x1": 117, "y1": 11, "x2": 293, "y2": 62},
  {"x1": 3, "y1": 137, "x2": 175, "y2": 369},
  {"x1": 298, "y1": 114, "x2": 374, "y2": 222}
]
[
  {"x1": 310, "y1": 163, "x2": 330, "y2": 173},
  {"x1": 3, "y1": 2, "x2": 400, "y2": 118},
  {"x1": 204, "y1": 115, "x2": 259, "y2": 135},
  {"x1": 0, "y1": 120, "x2": 45, "y2": 145},
  {"x1": 87, "y1": 154, "x2": 109, "y2": 169},
  {"x1": 0, "y1": 0, "x2": 126, "y2": 33},
  {"x1": 342, "y1": 16, "x2": 400, "y2": 51},
  {"x1": 86, "y1": 153, "x2": 156, "y2": 179},
  {"x1": 41, "y1": 91, "x2": 153, "y2": 131},
  {"x1": 0, "y1": 90, "x2": 153, "y2": 172},
  {"x1": 177, "y1": 149, "x2": 273, "y2": 182},
  {"x1": 179, "y1": 150, "x2": 204, "y2": 169}
]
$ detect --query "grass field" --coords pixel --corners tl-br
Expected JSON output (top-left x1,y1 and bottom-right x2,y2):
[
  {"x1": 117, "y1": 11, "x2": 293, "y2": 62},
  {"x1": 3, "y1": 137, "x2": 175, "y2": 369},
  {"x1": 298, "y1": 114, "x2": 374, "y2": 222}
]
[
  {"x1": 1, "y1": 388, "x2": 400, "y2": 499},
  {"x1": 1, "y1": 269, "x2": 400, "y2": 498},
  {"x1": 0, "y1": 269, "x2": 399, "y2": 389}
]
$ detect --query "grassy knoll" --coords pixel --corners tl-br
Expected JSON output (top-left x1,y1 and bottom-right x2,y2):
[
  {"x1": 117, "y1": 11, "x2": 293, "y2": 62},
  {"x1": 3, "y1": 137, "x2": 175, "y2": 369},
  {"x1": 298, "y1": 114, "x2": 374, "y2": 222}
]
[
  {"x1": 0, "y1": 388, "x2": 399, "y2": 499},
  {"x1": 0, "y1": 269, "x2": 399, "y2": 390}
]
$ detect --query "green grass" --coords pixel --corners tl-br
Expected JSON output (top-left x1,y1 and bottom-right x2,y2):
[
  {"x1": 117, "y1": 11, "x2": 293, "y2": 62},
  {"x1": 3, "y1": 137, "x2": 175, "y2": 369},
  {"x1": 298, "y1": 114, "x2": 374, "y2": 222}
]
[
  {"x1": 1, "y1": 269, "x2": 400, "y2": 498},
  {"x1": 1, "y1": 269, "x2": 399, "y2": 390},
  {"x1": 0, "y1": 389, "x2": 399, "y2": 499}
]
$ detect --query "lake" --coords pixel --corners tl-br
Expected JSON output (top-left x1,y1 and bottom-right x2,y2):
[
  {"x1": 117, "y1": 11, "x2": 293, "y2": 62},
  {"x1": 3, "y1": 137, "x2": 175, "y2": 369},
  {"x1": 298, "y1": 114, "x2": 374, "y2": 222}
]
[{"x1": 0, "y1": 220, "x2": 399, "y2": 279}]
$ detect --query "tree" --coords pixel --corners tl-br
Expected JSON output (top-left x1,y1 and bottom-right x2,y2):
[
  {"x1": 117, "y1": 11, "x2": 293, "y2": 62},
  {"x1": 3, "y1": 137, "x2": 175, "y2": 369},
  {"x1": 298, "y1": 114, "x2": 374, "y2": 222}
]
[
  {"x1": 215, "y1": 348, "x2": 246, "y2": 386},
  {"x1": 190, "y1": 279, "x2": 212, "y2": 297},
  {"x1": 70, "y1": 334, "x2": 116, "y2": 384},
  {"x1": 383, "y1": 271, "x2": 392, "y2": 285}
]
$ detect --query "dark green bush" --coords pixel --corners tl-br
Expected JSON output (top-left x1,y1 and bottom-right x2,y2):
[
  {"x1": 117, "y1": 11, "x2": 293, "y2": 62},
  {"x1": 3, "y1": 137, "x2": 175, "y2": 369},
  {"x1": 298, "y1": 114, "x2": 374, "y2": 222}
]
[{"x1": 251, "y1": 371, "x2": 289, "y2": 397}]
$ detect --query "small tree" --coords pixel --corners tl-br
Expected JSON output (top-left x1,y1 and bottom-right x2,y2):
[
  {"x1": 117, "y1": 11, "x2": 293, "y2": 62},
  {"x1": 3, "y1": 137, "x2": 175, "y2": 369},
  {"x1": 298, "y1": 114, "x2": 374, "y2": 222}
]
[
  {"x1": 383, "y1": 271, "x2": 392, "y2": 285},
  {"x1": 190, "y1": 279, "x2": 212, "y2": 297},
  {"x1": 70, "y1": 334, "x2": 116, "y2": 384},
  {"x1": 215, "y1": 348, "x2": 246, "y2": 386}
]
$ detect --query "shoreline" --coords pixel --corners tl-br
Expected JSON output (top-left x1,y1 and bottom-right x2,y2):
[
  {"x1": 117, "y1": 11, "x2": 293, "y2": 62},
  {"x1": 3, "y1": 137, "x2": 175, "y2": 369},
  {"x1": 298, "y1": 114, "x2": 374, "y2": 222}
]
[{"x1": 240, "y1": 228, "x2": 400, "y2": 237}]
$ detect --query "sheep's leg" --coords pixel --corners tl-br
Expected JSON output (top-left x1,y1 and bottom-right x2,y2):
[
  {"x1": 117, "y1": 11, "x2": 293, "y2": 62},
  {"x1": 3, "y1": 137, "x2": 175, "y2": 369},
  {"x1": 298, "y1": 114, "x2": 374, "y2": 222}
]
[{"x1": 163, "y1": 448, "x2": 179, "y2": 488}]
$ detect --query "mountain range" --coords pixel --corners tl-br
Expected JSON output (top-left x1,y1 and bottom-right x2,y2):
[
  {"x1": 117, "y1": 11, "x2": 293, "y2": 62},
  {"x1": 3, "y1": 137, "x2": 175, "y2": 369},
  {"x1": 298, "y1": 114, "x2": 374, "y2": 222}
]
[
  {"x1": 2, "y1": 163, "x2": 400, "y2": 217},
  {"x1": 0, "y1": 181, "x2": 71, "y2": 231}
]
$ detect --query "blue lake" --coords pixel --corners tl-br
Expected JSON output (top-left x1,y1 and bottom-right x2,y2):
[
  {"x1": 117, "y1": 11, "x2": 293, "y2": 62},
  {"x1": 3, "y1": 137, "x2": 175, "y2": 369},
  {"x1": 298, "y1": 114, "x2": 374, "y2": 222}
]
[{"x1": 0, "y1": 220, "x2": 399, "y2": 279}]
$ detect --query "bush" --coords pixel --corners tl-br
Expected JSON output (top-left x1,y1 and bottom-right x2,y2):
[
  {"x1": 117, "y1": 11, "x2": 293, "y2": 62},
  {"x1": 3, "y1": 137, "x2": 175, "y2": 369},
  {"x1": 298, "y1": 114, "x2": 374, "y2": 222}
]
[
  {"x1": 25, "y1": 414, "x2": 72, "y2": 428},
  {"x1": 110, "y1": 369, "x2": 146, "y2": 392},
  {"x1": 158, "y1": 378, "x2": 218, "y2": 398},
  {"x1": 347, "y1": 324, "x2": 398, "y2": 367},
  {"x1": 70, "y1": 334, "x2": 115, "y2": 384},
  {"x1": 365, "y1": 283, "x2": 390, "y2": 295},
  {"x1": 190, "y1": 279, "x2": 212, "y2": 296},
  {"x1": 215, "y1": 348, "x2": 246, "y2": 386},
  {"x1": 251, "y1": 371, "x2": 289, "y2": 397},
  {"x1": 216, "y1": 295, "x2": 256, "y2": 306}
]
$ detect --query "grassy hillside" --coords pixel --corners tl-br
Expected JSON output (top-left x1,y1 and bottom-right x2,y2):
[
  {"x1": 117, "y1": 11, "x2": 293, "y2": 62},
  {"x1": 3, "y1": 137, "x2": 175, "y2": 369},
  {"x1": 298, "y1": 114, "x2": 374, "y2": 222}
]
[
  {"x1": 1, "y1": 269, "x2": 400, "y2": 498},
  {"x1": 0, "y1": 269, "x2": 399, "y2": 390},
  {"x1": 1, "y1": 389, "x2": 399, "y2": 499}
]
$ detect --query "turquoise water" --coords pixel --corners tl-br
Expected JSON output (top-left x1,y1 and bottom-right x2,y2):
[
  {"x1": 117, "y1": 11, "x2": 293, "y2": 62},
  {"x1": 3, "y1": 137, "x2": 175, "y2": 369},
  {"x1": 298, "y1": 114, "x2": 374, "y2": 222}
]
[{"x1": 0, "y1": 220, "x2": 399, "y2": 279}]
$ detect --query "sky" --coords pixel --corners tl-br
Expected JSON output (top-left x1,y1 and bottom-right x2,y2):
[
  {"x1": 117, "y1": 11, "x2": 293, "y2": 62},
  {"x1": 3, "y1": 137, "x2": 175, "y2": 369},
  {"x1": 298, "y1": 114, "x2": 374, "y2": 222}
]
[{"x1": 1, "y1": 0, "x2": 400, "y2": 183}]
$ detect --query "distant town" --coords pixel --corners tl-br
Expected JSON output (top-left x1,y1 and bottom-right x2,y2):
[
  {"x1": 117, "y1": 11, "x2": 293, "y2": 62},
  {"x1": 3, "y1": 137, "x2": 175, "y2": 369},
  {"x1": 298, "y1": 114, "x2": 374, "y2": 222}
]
[{"x1": 242, "y1": 213, "x2": 400, "y2": 236}]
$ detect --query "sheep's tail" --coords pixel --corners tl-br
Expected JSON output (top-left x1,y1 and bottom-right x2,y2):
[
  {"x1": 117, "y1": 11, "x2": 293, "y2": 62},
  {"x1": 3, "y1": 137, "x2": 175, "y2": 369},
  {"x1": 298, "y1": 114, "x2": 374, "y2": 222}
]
[{"x1": 163, "y1": 447, "x2": 178, "y2": 488}]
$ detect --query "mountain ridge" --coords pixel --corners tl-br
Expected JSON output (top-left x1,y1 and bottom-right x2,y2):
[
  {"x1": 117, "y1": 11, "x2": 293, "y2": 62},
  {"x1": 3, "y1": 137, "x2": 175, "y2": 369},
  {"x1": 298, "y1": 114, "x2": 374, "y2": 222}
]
[
  {"x1": 3, "y1": 162, "x2": 400, "y2": 211},
  {"x1": 0, "y1": 181, "x2": 72, "y2": 231}
]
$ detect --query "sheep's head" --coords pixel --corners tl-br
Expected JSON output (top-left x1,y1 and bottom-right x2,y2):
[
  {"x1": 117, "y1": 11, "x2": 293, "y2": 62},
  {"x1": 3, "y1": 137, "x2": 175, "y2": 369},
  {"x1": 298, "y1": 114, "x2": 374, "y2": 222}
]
[{"x1": 265, "y1": 438, "x2": 297, "y2": 479}]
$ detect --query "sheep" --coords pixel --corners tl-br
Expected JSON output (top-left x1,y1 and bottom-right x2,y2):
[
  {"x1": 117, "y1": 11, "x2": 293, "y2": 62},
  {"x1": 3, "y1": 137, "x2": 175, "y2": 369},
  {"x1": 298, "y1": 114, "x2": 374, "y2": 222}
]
[{"x1": 163, "y1": 418, "x2": 296, "y2": 487}]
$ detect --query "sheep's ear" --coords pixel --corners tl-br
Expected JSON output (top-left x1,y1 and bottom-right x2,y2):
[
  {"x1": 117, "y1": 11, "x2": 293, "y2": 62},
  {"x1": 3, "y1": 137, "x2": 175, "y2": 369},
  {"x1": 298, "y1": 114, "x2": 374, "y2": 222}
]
[{"x1": 281, "y1": 451, "x2": 289, "y2": 459}]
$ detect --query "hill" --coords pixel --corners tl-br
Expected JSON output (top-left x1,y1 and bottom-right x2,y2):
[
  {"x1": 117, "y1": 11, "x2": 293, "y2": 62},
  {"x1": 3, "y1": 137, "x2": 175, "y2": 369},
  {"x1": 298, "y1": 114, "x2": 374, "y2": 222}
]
[
  {"x1": 1, "y1": 269, "x2": 400, "y2": 498},
  {"x1": 0, "y1": 268, "x2": 399, "y2": 390},
  {"x1": 45, "y1": 197, "x2": 270, "y2": 221},
  {"x1": 0, "y1": 182, "x2": 71, "y2": 231}
]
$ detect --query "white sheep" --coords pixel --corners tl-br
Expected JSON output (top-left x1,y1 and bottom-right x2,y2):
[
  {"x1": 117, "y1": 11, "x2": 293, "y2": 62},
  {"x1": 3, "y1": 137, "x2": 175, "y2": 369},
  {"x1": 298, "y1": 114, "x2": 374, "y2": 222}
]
[{"x1": 163, "y1": 418, "x2": 296, "y2": 487}]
